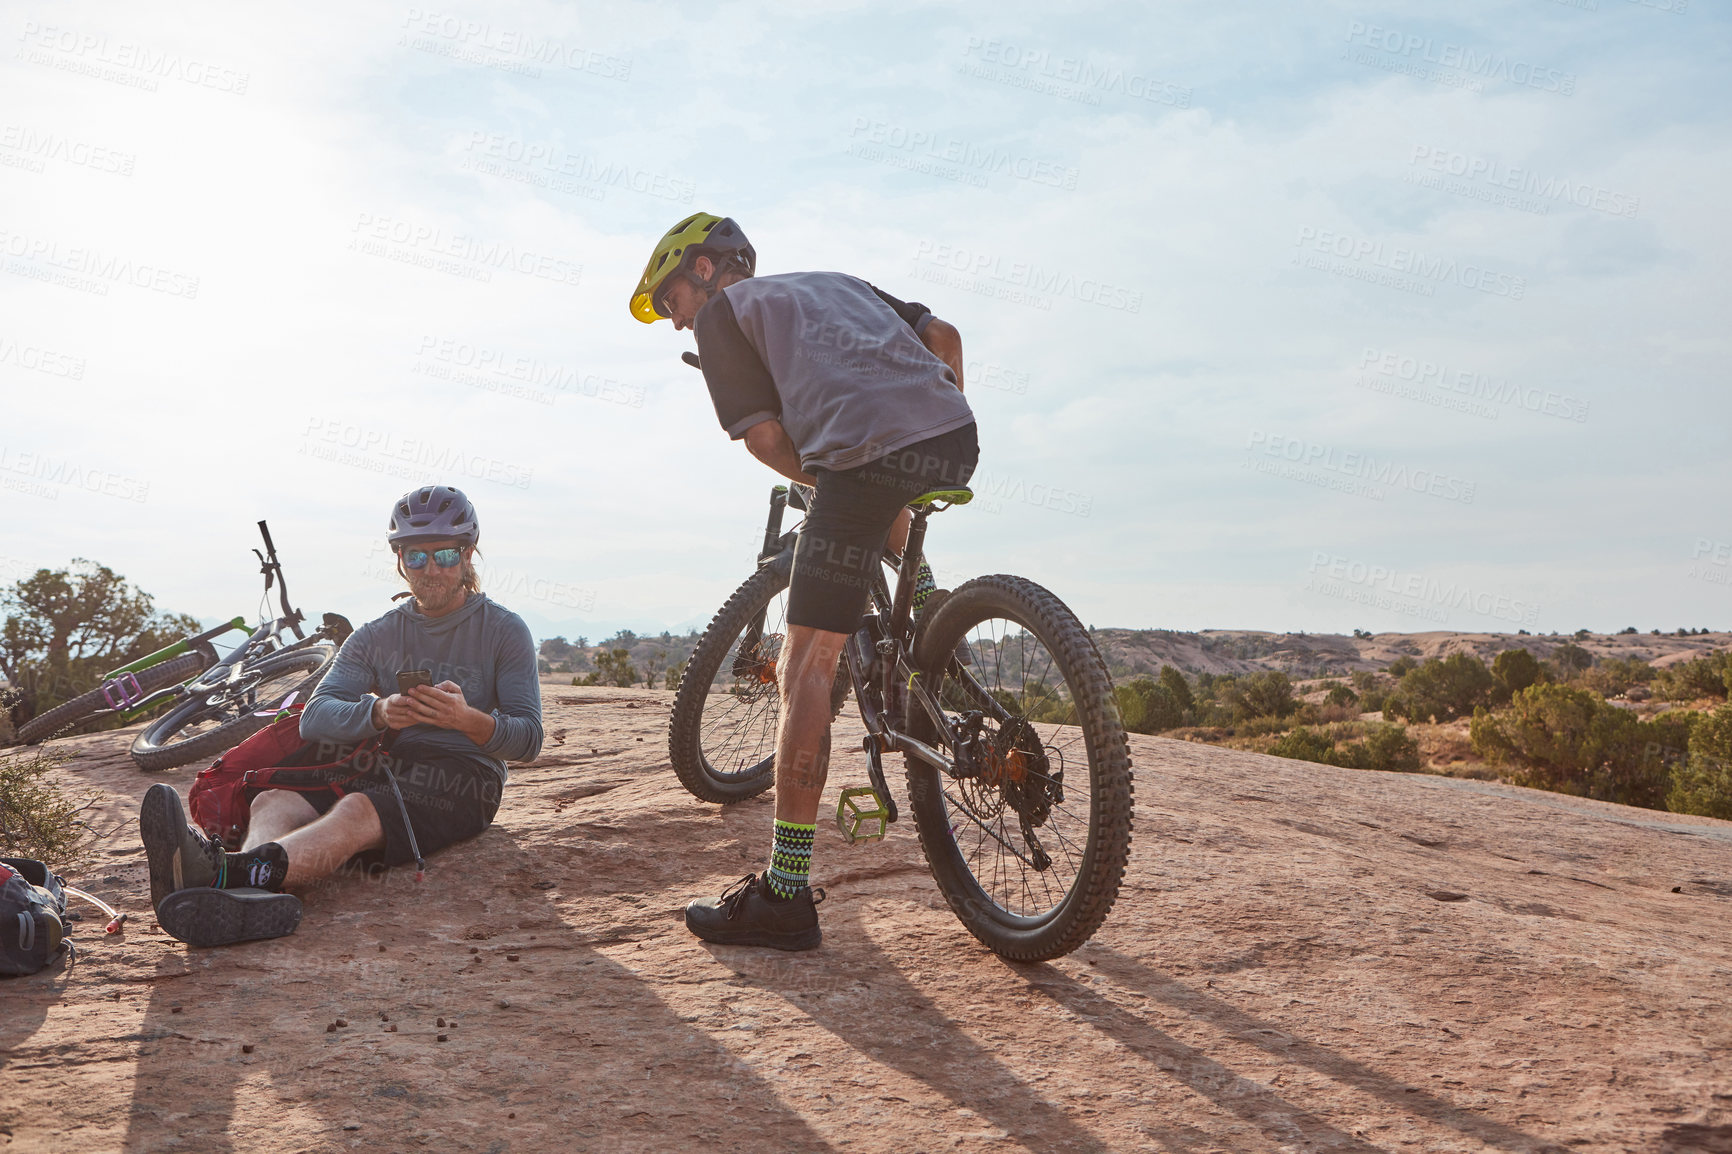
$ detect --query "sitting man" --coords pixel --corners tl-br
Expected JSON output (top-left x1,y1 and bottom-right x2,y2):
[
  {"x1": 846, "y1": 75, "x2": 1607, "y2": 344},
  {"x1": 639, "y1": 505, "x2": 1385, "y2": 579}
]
[{"x1": 140, "y1": 485, "x2": 543, "y2": 946}]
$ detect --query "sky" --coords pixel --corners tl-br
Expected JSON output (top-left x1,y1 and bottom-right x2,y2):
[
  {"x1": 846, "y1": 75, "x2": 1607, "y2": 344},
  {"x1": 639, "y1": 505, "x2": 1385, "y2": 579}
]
[{"x1": 1, "y1": 0, "x2": 1728, "y2": 645}]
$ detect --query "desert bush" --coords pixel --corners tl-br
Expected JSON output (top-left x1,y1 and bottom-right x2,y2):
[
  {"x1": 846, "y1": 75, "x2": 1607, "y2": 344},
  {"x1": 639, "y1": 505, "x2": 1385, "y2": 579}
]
[
  {"x1": 1114, "y1": 677, "x2": 1184, "y2": 734},
  {"x1": 1469, "y1": 684, "x2": 1694, "y2": 810},
  {"x1": 1551, "y1": 643, "x2": 1594, "y2": 676},
  {"x1": 1158, "y1": 665, "x2": 1195, "y2": 716},
  {"x1": 1666, "y1": 704, "x2": 1732, "y2": 819},
  {"x1": 1578, "y1": 657, "x2": 1655, "y2": 698},
  {"x1": 1219, "y1": 670, "x2": 1298, "y2": 722},
  {"x1": 1323, "y1": 684, "x2": 1359, "y2": 708},
  {"x1": 0, "y1": 748, "x2": 99, "y2": 872},
  {"x1": 1653, "y1": 652, "x2": 1731, "y2": 702},
  {"x1": 1492, "y1": 648, "x2": 1543, "y2": 698},
  {"x1": 1269, "y1": 722, "x2": 1421, "y2": 773},
  {"x1": 1384, "y1": 653, "x2": 1497, "y2": 723},
  {"x1": 576, "y1": 648, "x2": 639, "y2": 688},
  {"x1": 1387, "y1": 656, "x2": 1418, "y2": 679}
]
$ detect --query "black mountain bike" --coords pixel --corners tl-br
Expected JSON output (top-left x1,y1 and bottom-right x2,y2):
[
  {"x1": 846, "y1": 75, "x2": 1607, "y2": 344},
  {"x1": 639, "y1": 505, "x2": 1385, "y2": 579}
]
[
  {"x1": 128, "y1": 522, "x2": 350, "y2": 772},
  {"x1": 668, "y1": 482, "x2": 1133, "y2": 961}
]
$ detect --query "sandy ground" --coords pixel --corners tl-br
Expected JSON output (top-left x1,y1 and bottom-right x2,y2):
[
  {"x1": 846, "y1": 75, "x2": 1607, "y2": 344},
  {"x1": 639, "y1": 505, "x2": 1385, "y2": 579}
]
[{"x1": 4, "y1": 684, "x2": 1730, "y2": 1153}]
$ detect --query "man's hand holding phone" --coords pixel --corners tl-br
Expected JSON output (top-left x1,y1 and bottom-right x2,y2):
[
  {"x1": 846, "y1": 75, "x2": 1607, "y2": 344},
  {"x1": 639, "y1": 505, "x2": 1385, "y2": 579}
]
[{"x1": 374, "y1": 671, "x2": 496, "y2": 746}]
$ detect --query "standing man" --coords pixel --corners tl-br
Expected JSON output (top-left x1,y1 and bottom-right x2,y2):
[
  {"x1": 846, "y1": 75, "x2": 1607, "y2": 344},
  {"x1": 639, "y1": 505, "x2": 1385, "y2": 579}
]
[
  {"x1": 140, "y1": 485, "x2": 542, "y2": 946},
  {"x1": 631, "y1": 214, "x2": 977, "y2": 950}
]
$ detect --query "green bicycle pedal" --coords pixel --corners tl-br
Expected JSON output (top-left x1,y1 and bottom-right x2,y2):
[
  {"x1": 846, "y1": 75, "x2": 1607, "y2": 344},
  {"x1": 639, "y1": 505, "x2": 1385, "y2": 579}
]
[{"x1": 836, "y1": 786, "x2": 889, "y2": 844}]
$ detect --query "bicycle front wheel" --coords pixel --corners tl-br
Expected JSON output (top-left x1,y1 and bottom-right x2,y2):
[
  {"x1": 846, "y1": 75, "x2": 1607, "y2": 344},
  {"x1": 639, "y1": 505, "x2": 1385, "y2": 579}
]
[
  {"x1": 15, "y1": 651, "x2": 212, "y2": 745},
  {"x1": 904, "y1": 574, "x2": 1133, "y2": 961},
  {"x1": 667, "y1": 562, "x2": 849, "y2": 804},
  {"x1": 130, "y1": 646, "x2": 335, "y2": 771}
]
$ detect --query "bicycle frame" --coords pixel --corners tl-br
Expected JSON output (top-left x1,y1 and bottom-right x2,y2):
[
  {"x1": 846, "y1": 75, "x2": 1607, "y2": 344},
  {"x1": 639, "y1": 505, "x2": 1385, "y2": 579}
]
[{"x1": 758, "y1": 484, "x2": 999, "y2": 825}]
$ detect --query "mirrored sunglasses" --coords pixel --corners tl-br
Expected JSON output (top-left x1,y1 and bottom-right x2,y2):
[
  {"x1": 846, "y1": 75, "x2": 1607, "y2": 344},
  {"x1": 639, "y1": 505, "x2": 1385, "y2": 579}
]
[{"x1": 402, "y1": 547, "x2": 463, "y2": 570}]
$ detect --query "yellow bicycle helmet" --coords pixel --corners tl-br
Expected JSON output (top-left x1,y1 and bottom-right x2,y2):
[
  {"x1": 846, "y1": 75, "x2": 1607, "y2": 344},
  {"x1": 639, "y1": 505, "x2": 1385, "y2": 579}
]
[{"x1": 630, "y1": 213, "x2": 756, "y2": 323}]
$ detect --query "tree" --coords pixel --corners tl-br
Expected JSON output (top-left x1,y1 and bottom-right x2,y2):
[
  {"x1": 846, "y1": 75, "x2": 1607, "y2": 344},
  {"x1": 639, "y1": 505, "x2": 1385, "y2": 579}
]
[
  {"x1": 2, "y1": 560, "x2": 200, "y2": 719},
  {"x1": 1668, "y1": 704, "x2": 1732, "y2": 819},
  {"x1": 1218, "y1": 671, "x2": 1297, "y2": 721},
  {"x1": 1492, "y1": 648, "x2": 1542, "y2": 699},
  {"x1": 577, "y1": 648, "x2": 638, "y2": 688},
  {"x1": 641, "y1": 649, "x2": 666, "y2": 689},
  {"x1": 1551, "y1": 642, "x2": 1594, "y2": 677},
  {"x1": 1114, "y1": 678, "x2": 1183, "y2": 734},
  {"x1": 1387, "y1": 656, "x2": 1418, "y2": 679},
  {"x1": 1383, "y1": 653, "x2": 1497, "y2": 723},
  {"x1": 1158, "y1": 665, "x2": 1194, "y2": 715}
]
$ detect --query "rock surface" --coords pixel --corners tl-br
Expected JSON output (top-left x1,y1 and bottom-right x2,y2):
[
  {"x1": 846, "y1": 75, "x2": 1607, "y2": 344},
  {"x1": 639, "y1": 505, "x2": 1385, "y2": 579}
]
[{"x1": 4, "y1": 684, "x2": 1730, "y2": 1153}]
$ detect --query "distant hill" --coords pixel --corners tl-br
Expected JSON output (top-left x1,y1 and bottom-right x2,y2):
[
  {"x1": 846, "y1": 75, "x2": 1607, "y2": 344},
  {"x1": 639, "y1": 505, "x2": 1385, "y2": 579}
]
[
  {"x1": 536, "y1": 625, "x2": 1731, "y2": 687},
  {"x1": 1087, "y1": 628, "x2": 1731, "y2": 681}
]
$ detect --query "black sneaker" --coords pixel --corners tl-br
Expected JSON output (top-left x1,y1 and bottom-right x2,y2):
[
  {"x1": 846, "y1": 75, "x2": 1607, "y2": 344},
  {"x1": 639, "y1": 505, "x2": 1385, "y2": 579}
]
[
  {"x1": 140, "y1": 783, "x2": 224, "y2": 911},
  {"x1": 685, "y1": 873, "x2": 823, "y2": 951},
  {"x1": 155, "y1": 887, "x2": 303, "y2": 947}
]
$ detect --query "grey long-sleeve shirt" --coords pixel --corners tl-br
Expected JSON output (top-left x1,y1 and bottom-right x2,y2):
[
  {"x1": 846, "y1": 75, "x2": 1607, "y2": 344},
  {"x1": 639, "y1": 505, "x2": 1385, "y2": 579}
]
[{"x1": 301, "y1": 593, "x2": 542, "y2": 781}]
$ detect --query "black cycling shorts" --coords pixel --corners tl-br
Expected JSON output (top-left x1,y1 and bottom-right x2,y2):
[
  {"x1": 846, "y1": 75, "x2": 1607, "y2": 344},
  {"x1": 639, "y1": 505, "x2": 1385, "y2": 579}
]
[
  {"x1": 284, "y1": 736, "x2": 502, "y2": 869},
  {"x1": 788, "y1": 422, "x2": 979, "y2": 634}
]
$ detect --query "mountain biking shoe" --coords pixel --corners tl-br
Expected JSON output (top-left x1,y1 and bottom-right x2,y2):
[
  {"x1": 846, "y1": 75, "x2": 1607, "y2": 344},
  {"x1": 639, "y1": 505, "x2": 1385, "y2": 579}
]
[
  {"x1": 685, "y1": 873, "x2": 824, "y2": 951},
  {"x1": 154, "y1": 886, "x2": 303, "y2": 947},
  {"x1": 140, "y1": 783, "x2": 224, "y2": 910}
]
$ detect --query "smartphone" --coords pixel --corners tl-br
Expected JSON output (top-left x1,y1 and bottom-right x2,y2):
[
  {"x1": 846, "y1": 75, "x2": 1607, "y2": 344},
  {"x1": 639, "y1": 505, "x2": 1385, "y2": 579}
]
[{"x1": 396, "y1": 669, "x2": 433, "y2": 694}]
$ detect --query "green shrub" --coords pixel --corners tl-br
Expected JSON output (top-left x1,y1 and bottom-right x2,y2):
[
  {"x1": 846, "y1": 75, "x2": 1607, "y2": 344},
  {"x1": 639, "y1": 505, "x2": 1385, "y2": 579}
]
[
  {"x1": 1219, "y1": 670, "x2": 1297, "y2": 721},
  {"x1": 1323, "y1": 684, "x2": 1359, "y2": 708},
  {"x1": 0, "y1": 748, "x2": 98, "y2": 872},
  {"x1": 1269, "y1": 722, "x2": 1421, "y2": 773},
  {"x1": 1653, "y1": 652, "x2": 1731, "y2": 702},
  {"x1": 1158, "y1": 665, "x2": 1195, "y2": 715},
  {"x1": 1469, "y1": 684, "x2": 1693, "y2": 810},
  {"x1": 1667, "y1": 704, "x2": 1732, "y2": 819},
  {"x1": 1114, "y1": 677, "x2": 1184, "y2": 734},
  {"x1": 1387, "y1": 656, "x2": 1418, "y2": 678},
  {"x1": 1492, "y1": 648, "x2": 1543, "y2": 697},
  {"x1": 1579, "y1": 657, "x2": 1655, "y2": 698},
  {"x1": 1551, "y1": 643, "x2": 1594, "y2": 676},
  {"x1": 1384, "y1": 653, "x2": 1497, "y2": 723}
]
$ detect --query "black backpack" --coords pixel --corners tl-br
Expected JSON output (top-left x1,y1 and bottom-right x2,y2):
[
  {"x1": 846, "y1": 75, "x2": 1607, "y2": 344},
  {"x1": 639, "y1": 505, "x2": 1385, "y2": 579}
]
[{"x1": 1, "y1": 857, "x2": 68, "y2": 976}]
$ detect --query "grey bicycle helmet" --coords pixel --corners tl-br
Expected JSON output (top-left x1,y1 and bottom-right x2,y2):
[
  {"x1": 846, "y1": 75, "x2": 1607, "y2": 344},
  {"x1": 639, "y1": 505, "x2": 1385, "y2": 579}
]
[{"x1": 388, "y1": 485, "x2": 478, "y2": 546}]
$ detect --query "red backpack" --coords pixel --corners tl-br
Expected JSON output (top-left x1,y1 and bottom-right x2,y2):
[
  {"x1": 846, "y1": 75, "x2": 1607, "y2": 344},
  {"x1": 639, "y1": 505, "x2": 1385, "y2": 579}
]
[{"x1": 188, "y1": 705, "x2": 387, "y2": 848}]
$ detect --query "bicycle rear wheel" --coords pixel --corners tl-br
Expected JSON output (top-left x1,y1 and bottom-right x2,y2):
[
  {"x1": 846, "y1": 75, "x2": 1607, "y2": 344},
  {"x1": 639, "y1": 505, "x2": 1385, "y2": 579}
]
[
  {"x1": 130, "y1": 645, "x2": 335, "y2": 771},
  {"x1": 904, "y1": 574, "x2": 1133, "y2": 961},
  {"x1": 667, "y1": 563, "x2": 849, "y2": 804},
  {"x1": 15, "y1": 651, "x2": 211, "y2": 745}
]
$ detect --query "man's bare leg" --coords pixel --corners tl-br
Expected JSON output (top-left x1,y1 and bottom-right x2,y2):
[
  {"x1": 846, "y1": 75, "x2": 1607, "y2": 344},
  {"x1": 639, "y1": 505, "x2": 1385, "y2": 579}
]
[
  {"x1": 774, "y1": 624, "x2": 847, "y2": 825},
  {"x1": 243, "y1": 789, "x2": 385, "y2": 891}
]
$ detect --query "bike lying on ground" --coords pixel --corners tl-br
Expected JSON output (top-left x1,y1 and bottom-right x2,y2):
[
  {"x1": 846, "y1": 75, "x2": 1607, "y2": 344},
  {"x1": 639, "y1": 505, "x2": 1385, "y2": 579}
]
[
  {"x1": 668, "y1": 481, "x2": 1134, "y2": 961},
  {"x1": 16, "y1": 522, "x2": 351, "y2": 769}
]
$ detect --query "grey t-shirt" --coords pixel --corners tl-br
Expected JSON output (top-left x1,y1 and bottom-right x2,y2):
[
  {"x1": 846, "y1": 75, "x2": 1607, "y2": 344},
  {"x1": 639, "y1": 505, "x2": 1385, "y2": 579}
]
[
  {"x1": 300, "y1": 592, "x2": 542, "y2": 782},
  {"x1": 694, "y1": 271, "x2": 975, "y2": 473}
]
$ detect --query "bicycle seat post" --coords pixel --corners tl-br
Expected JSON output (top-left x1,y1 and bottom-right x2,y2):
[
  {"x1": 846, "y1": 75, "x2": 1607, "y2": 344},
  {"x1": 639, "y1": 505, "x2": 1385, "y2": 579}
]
[{"x1": 887, "y1": 505, "x2": 931, "y2": 644}]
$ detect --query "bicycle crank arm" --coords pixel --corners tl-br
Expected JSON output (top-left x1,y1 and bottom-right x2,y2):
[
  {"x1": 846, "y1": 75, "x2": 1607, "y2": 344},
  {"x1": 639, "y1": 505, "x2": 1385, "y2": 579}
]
[{"x1": 885, "y1": 730, "x2": 950, "y2": 775}]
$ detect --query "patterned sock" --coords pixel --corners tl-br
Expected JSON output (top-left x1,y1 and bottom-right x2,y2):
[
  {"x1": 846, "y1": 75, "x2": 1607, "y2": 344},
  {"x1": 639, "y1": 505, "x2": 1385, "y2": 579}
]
[
  {"x1": 912, "y1": 559, "x2": 937, "y2": 616},
  {"x1": 221, "y1": 842, "x2": 289, "y2": 892},
  {"x1": 766, "y1": 820, "x2": 816, "y2": 900}
]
